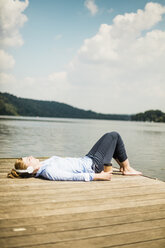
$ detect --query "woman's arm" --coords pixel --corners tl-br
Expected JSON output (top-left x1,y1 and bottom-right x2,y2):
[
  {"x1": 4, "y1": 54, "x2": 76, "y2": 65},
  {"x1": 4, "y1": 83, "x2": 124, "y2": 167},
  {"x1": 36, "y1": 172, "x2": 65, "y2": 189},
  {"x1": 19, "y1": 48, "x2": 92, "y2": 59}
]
[{"x1": 40, "y1": 166, "x2": 111, "y2": 182}]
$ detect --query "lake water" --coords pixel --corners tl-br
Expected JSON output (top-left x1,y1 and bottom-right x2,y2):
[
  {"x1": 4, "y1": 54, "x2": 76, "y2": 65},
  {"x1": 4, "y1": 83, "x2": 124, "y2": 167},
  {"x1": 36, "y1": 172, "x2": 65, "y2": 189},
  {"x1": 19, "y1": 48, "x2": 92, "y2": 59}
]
[{"x1": 0, "y1": 116, "x2": 165, "y2": 181}]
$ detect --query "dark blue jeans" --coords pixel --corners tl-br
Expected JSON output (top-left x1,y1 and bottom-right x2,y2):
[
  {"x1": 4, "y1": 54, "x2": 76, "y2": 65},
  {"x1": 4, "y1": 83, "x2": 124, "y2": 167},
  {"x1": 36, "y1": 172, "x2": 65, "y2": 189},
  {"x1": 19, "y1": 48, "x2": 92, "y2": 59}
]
[{"x1": 86, "y1": 132, "x2": 128, "y2": 173}]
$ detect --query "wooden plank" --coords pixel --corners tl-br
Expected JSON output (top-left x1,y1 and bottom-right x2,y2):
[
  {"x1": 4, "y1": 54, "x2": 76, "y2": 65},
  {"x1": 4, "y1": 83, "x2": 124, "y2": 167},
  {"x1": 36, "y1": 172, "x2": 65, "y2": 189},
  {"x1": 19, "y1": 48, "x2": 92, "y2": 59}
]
[
  {"x1": 1, "y1": 190, "x2": 165, "y2": 209},
  {"x1": 1, "y1": 189, "x2": 165, "y2": 206},
  {"x1": 1, "y1": 192, "x2": 165, "y2": 213},
  {"x1": 105, "y1": 239, "x2": 165, "y2": 248},
  {"x1": 0, "y1": 178, "x2": 164, "y2": 191},
  {"x1": 0, "y1": 204, "x2": 164, "y2": 228},
  {"x1": 22, "y1": 231, "x2": 165, "y2": 248},
  {"x1": 0, "y1": 210, "x2": 165, "y2": 238},
  {"x1": 0, "y1": 224, "x2": 165, "y2": 248},
  {"x1": 0, "y1": 180, "x2": 164, "y2": 197},
  {"x1": 1, "y1": 198, "x2": 165, "y2": 220}
]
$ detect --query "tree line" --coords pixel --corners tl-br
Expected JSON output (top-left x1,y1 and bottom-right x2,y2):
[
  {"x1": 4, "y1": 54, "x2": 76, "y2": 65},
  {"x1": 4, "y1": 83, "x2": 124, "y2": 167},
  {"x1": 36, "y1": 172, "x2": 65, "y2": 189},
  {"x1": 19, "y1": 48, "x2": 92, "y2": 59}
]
[
  {"x1": 0, "y1": 92, "x2": 164, "y2": 122},
  {"x1": 0, "y1": 92, "x2": 130, "y2": 120},
  {"x1": 131, "y1": 110, "x2": 165, "y2": 123}
]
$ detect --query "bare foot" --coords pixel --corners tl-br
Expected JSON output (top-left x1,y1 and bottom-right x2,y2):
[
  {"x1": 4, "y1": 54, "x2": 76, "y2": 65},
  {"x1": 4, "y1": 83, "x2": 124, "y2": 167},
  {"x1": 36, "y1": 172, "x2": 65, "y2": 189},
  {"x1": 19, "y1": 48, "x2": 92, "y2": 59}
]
[{"x1": 122, "y1": 167, "x2": 142, "y2": 176}]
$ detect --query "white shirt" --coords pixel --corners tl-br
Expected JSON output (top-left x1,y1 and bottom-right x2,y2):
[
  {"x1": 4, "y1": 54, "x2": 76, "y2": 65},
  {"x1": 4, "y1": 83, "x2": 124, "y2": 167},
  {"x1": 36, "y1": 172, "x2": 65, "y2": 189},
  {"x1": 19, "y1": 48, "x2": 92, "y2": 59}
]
[{"x1": 35, "y1": 155, "x2": 95, "y2": 181}]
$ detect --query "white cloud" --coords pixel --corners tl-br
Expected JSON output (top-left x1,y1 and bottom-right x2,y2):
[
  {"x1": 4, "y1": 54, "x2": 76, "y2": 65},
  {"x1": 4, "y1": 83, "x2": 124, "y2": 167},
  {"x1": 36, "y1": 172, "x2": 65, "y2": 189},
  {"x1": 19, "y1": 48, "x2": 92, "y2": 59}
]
[
  {"x1": 66, "y1": 2, "x2": 165, "y2": 113},
  {"x1": 48, "y1": 71, "x2": 70, "y2": 92},
  {"x1": 78, "y1": 2, "x2": 165, "y2": 64},
  {"x1": 48, "y1": 71, "x2": 67, "y2": 82},
  {"x1": 0, "y1": 0, "x2": 29, "y2": 48},
  {"x1": 84, "y1": 0, "x2": 98, "y2": 16},
  {"x1": 0, "y1": 0, "x2": 29, "y2": 87},
  {"x1": 0, "y1": 72, "x2": 16, "y2": 85},
  {"x1": 112, "y1": 2, "x2": 165, "y2": 39},
  {"x1": 0, "y1": 50, "x2": 15, "y2": 71},
  {"x1": 0, "y1": 71, "x2": 71, "y2": 104}
]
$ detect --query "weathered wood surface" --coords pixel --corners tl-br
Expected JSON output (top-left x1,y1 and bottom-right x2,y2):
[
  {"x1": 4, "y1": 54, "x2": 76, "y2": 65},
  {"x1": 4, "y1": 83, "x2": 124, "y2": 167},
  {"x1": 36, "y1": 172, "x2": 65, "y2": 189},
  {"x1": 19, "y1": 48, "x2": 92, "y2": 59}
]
[{"x1": 0, "y1": 158, "x2": 165, "y2": 248}]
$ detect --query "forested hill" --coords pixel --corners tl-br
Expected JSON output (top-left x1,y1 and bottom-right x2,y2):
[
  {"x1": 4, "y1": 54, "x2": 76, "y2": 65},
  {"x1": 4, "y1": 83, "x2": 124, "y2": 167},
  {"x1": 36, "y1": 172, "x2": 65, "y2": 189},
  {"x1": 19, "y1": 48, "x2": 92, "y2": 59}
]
[
  {"x1": 0, "y1": 92, "x2": 130, "y2": 120},
  {"x1": 131, "y1": 110, "x2": 165, "y2": 123},
  {"x1": 0, "y1": 92, "x2": 164, "y2": 122}
]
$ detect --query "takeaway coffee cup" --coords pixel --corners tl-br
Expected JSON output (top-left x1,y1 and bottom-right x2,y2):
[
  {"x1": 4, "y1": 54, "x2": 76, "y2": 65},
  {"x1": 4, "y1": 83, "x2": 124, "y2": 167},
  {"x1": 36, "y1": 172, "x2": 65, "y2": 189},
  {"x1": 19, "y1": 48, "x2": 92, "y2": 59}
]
[{"x1": 104, "y1": 163, "x2": 112, "y2": 172}]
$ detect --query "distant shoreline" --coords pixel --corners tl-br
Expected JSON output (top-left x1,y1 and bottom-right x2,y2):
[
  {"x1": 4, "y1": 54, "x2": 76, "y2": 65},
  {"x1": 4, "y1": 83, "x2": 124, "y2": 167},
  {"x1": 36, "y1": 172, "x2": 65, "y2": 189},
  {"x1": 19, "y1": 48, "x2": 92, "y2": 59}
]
[
  {"x1": 0, "y1": 115, "x2": 165, "y2": 124},
  {"x1": 0, "y1": 92, "x2": 165, "y2": 123}
]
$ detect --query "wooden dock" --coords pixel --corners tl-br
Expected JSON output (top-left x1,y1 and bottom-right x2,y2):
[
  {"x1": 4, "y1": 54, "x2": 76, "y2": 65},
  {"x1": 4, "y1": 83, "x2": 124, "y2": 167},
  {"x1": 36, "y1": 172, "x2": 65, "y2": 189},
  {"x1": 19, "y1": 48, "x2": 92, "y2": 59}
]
[{"x1": 0, "y1": 158, "x2": 165, "y2": 248}]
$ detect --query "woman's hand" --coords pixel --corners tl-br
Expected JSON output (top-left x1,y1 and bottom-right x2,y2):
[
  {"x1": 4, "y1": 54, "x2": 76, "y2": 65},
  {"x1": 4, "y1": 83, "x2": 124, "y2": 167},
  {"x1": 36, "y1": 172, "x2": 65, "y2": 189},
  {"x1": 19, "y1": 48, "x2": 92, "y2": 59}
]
[{"x1": 93, "y1": 171, "x2": 112, "y2": 181}]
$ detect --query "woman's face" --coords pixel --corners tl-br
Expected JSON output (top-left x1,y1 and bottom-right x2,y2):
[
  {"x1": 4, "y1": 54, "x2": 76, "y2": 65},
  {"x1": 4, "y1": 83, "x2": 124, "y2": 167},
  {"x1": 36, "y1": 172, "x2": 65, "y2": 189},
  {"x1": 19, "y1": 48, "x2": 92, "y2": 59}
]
[{"x1": 22, "y1": 156, "x2": 40, "y2": 169}]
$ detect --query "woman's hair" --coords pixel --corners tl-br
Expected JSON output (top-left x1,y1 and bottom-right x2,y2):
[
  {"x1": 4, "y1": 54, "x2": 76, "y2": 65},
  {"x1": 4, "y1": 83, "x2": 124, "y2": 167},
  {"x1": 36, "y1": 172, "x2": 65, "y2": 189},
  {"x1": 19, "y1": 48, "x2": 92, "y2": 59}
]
[{"x1": 7, "y1": 158, "x2": 33, "y2": 179}]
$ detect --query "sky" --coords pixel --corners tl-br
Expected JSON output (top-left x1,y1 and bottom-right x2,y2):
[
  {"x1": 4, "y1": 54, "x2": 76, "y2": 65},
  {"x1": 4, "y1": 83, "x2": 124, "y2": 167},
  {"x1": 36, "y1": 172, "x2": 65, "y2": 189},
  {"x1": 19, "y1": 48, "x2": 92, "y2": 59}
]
[{"x1": 0, "y1": 0, "x2": 165, "y2": 114}]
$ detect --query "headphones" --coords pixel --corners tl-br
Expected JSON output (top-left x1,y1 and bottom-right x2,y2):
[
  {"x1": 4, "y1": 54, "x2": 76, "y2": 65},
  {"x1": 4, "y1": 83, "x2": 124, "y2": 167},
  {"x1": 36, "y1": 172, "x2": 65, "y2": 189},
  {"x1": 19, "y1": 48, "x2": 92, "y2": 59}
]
[{"x1": 15, "y1": 166, "x2": 34, "y2": 174}]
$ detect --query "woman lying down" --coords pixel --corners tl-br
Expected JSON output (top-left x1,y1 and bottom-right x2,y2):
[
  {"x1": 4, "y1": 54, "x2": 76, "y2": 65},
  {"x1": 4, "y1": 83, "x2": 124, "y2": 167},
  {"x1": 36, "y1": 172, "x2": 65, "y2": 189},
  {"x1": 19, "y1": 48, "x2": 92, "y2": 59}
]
[{"x1": 8, "y1": 132, "x2": 142, "y2": 181}]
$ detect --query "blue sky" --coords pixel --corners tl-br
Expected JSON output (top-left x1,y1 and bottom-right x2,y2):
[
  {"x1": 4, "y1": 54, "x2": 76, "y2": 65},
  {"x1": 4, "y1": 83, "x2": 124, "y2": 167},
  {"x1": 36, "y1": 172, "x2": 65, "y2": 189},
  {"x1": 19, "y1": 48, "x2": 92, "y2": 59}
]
[
  {"x1": 12, "y1": 0, "x2": 165, "y2": 76},
  {"x1": 0, "y1": 0, "x2": 165, "y2": 114}
]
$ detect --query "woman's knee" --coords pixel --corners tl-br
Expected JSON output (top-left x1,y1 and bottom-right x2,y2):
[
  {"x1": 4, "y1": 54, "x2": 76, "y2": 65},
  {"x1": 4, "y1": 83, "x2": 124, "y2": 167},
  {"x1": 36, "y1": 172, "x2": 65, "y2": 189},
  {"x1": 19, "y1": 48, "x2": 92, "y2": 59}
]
[{"x1": 105, "y1": 131, "x2": 120, "y2": 140}]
